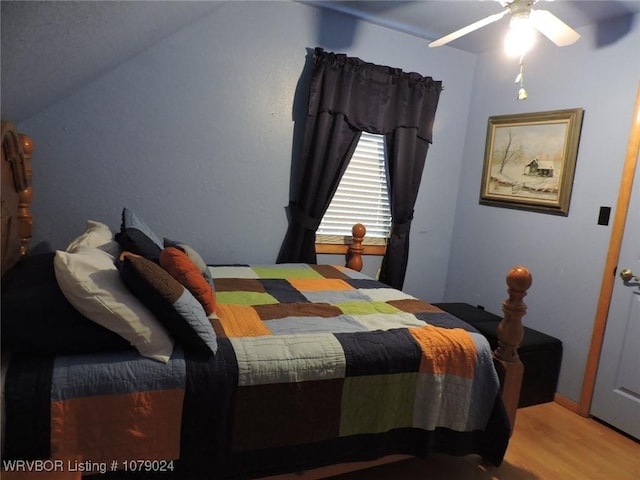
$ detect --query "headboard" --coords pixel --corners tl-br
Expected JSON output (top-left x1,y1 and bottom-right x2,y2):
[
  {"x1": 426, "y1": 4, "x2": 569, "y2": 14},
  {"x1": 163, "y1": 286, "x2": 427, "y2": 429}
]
[{"x1": 1, "y1": 121, "x2": 34, "y2": 277}]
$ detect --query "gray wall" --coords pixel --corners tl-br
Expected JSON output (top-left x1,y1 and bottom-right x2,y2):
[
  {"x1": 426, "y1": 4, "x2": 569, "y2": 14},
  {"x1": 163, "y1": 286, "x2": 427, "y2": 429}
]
[
  {"x1": 17, "y1": 1, "x2": 475, "y2": 301},
  {"x1": 13, "y1": 1, "x2": 640, "y2": 403},
  {"x1": 446, "y1": 14, "x2": 640, "y2": 402}
]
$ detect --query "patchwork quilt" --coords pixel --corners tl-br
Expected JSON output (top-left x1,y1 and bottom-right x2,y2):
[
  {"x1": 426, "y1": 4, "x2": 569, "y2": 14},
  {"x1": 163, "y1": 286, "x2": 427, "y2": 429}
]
[{"x1": 3, "y1": 264, "x2": 510, "y2": 479}]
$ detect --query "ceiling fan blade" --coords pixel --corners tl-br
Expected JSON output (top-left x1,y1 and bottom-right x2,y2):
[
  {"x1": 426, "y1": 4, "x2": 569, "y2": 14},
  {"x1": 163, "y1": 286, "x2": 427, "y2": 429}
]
[
  {"x1": 530, "y1": 9, "x2": 581, "y2": 46},
  {"x1": 428, "y1": 10, "x2": 508, "y2": 47}
]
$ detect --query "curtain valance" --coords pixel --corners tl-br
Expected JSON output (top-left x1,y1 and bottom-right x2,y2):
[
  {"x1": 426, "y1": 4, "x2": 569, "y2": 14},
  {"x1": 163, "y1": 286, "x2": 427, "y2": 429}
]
[{"x1": 308, "y1": 48, "x2": 442, "y2": 142}]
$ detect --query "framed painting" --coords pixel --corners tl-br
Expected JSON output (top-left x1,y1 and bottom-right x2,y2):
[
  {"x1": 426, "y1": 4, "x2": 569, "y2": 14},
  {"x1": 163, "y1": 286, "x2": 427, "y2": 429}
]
[{"x1": 479, "y1": 108, "x2": 584, "y2": 216}]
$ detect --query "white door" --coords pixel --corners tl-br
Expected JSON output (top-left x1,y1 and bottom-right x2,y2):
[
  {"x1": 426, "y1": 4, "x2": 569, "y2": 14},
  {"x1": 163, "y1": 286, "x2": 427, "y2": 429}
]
[{"x1": 591, "y1": 145, "x2": 640, "y2": 440}]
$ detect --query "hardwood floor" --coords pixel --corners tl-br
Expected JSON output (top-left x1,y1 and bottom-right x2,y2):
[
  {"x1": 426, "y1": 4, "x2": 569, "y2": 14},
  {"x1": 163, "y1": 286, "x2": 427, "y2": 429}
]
[
  {"x1": 502, "y1": 402, "x2": 639, "y2": 479},
  {"x1": 269, "y1": 402, "x2": 640, "y2": 480}
]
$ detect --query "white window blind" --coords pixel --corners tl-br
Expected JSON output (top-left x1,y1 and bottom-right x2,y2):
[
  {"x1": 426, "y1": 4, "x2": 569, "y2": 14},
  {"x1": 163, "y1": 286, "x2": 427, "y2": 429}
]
[{"x1": 317, "y1": 132, "x2": 391, "y2": 245}]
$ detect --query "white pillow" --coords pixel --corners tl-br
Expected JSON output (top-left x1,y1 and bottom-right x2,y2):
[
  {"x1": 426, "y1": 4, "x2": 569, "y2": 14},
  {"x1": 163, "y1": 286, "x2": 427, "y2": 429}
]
[
  {"x1": 66, "y1": 220, "x2": 121, "y2": 257},
  {"x1": 54, "y1": 246, "x2": 174, "y2": 362}
]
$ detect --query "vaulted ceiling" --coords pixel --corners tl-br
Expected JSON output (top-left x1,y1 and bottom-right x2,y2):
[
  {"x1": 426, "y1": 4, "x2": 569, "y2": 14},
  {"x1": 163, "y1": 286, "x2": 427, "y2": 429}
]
[{"x1": 2, "y1": 1, "x2": 639, "y2": 123}]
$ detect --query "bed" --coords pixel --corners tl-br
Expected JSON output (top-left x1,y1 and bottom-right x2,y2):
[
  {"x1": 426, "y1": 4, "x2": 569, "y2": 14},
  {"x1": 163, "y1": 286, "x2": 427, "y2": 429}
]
[{"x1": 0, "y1": 121, "x2": 531, "y2": 479}]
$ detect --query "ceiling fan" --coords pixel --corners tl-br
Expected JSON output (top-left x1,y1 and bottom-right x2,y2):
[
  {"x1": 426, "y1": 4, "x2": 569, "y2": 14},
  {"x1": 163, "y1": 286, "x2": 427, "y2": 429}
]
[{"x1": 428, "y1": 0, "x2": 581, "y2": 50}]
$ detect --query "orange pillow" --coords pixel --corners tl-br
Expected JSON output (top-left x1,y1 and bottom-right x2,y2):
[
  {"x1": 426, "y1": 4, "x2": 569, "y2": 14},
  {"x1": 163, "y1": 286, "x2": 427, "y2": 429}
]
[{"x1": 159, "y1": 247, "x2": 216, "y2": 314}]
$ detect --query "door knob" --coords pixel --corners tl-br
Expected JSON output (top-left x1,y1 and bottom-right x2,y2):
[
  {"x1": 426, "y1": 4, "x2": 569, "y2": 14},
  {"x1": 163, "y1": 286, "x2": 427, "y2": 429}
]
[{"x1": 619, "y1": 268, "x2": 640, "y2": 283}]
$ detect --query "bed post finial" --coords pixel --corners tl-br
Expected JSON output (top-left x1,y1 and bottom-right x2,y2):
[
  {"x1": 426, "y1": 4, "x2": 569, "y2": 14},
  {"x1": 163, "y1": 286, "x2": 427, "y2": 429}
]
[
  {"x1": 496, "y1": 265, "x2": 532, "y2": 362},
  {"x1": 346, "y1": 223, "x2": 366, "y2": 271},
  {"x1": 494, "y1": 265, "x2": 531, "y2": 433}
]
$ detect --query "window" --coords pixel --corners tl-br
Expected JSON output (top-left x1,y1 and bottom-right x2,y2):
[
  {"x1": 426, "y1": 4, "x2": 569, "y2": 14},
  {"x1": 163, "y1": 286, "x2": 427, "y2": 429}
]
[{"x1": 316, "y1": 132, "x2": 391, "y2": 250}]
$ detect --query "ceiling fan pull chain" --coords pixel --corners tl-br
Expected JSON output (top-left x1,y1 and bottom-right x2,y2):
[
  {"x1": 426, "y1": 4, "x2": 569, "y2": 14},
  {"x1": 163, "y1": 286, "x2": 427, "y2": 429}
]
[{"x1": 516, "y1": 56, "x2": 528, "y2": 100}]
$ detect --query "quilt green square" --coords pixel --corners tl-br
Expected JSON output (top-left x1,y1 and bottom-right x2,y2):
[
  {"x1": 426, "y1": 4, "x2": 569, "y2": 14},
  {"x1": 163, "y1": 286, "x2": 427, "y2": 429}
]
[
  {"x1": 252, "y1": 266, "x2": 324, "y2": 279},
  {"x1": 337, "y1": 301, "x2": 401, "y2": 316},
  {"x1": 217, "y1": 291, "x2": 279, "y2": 306},
  {"x1": 339, "y1": 373, "x2": 417, "y2": 436}
]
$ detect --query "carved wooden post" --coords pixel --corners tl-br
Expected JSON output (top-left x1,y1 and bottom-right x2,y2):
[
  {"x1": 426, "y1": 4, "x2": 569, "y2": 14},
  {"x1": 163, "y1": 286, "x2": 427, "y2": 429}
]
[
  {"x1": 494, "y1": 265, "x2": 532, "y2": 434},
  {"x1": 1, "y1": 123, "x2": 34, "y2": 275},
  {"x1": 17, "y1": 133, "x2": 34, "y2": 257},
  {"x1": 346, "y1": 223, "x2": 366, "y2": 272}
]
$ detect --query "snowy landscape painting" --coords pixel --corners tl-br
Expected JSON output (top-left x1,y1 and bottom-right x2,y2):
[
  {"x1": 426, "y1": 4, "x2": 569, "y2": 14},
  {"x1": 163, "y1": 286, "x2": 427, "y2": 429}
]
[{"x1": 479, "y1": 108, "x2": 584, "y2": 216}]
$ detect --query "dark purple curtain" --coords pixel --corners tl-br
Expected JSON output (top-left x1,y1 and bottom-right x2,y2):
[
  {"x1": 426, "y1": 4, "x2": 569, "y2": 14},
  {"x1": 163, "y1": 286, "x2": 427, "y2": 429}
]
[
  {"x1": 378, "y1": 128, "x2": 431, "y2": 288},
  {"x1": 278, "y1": 48, "x2": 442, "y2": 289}
]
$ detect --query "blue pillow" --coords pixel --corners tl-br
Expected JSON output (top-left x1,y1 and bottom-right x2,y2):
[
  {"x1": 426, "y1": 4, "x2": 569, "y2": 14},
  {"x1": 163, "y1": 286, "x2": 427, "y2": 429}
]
[
  {"x1": 116, "y1": 208, "x2": 164, "y2": 262},
  {"x1": 116, "y1": 228, "x2": 162, "y2": 263},
  {"x1": 120, "y1": 208, "x2": 163, "y2": 248},
  {"x1": 118, "y1": 253, "x2": 217, "y2": 357}
]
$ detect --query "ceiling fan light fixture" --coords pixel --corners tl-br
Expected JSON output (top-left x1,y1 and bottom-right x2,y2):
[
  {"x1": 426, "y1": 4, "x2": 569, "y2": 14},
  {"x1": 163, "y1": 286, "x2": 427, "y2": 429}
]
[{"x1": 504, "y1": 15, "x2": 536, "y2": 58}]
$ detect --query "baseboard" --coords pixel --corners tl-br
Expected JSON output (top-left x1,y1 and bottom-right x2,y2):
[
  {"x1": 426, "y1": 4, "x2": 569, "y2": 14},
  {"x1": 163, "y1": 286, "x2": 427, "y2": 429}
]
[{"x1": 554, "y1": 393, "x2": 582, "y2": 415}]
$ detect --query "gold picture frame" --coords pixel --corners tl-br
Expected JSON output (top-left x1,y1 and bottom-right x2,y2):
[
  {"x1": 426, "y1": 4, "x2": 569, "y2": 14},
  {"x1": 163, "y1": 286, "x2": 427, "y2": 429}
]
[{"x1": 480, "y1": 108, "x2": 584, "y2": 216}]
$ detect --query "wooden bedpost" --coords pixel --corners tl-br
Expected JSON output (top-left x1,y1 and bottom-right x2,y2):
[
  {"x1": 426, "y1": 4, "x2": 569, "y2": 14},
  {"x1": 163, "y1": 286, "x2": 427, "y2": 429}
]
[
  {"x1": 494, "y1": 265, "x2": 532, "y2": 434},
  {"x1": 1, "y1": 122, "x2": 34, "y2": 276},
  {"x1": 346, "y1": 223, "x2": 366, "y2": 271},
  {"x1": 17, "y1": 133, "x2": 34, "y2": 257}
]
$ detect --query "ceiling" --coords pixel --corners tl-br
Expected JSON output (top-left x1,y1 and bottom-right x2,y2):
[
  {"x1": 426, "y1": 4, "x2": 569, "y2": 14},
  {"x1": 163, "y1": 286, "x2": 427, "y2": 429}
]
[
  {"x1": 305, "y1": 0, "x2": 640, "y2": 52},
  {"x1": 2, "y1": 1, "x2": 639, "y2": 123}
]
